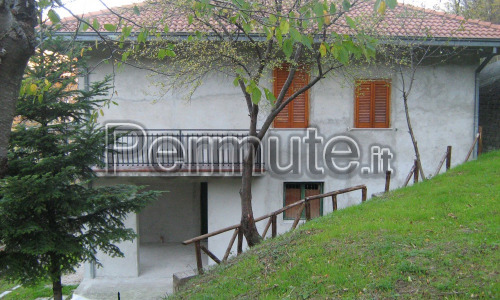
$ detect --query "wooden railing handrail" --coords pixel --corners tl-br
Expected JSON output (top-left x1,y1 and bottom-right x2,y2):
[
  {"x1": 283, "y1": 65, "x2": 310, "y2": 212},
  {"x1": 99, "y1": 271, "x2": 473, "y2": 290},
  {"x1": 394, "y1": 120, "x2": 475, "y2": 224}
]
[
  {"x1": 183, "y1": 185, "x2": 367, "y2": 245},
  {"x1": 183, "y1": 223, "x2": 240, "y2": 245},
  {"x1": 304, "y1": 184, "x2": 366, "y2": 200},
  {"x1": 183, "y1": 184, "x2": 368, "y2": 273},
  {"x1": 254, "y1": 200, "x2": 305, "y2": 222}
]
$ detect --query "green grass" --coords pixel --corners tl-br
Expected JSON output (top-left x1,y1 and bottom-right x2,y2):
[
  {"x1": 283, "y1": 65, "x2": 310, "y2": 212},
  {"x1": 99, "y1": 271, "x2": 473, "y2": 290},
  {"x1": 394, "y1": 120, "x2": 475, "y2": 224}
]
[
  {"x1": 0, "y1": 279, "x2": 77, "y2": 300},
  {"x1": 172, "y1": 151, "x2": 500, "y2": 299}
]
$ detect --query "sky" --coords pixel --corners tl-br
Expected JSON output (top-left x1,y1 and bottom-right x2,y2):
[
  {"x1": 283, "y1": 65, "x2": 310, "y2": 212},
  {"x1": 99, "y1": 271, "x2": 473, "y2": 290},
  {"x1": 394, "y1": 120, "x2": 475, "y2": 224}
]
[{"x1": 56, "y1": 0, "x2": 450, "y2": 18}]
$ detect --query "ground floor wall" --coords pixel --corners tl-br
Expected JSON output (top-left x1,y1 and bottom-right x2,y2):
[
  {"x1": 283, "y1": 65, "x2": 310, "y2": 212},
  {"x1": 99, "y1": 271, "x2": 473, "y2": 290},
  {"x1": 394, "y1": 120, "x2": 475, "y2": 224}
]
[
  {"x1": 86, "y1": 122, "x2": 477, "y2": 277},
  {"x1": 85, "y1": 177, "x2": 204, "y2": 278}
]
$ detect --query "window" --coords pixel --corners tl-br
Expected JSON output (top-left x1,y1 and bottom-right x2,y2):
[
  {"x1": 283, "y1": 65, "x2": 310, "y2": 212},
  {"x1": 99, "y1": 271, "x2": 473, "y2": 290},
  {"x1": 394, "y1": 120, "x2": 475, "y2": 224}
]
[
  {"x1": 273, "y1": 67, "x2": 309, "y2": 128},
  {"x1": 355, "y1": 80, "x2": 391, "y2": 128},
  {"x1": 283, "y1": 182, "x2": 323, "y2": 220}
]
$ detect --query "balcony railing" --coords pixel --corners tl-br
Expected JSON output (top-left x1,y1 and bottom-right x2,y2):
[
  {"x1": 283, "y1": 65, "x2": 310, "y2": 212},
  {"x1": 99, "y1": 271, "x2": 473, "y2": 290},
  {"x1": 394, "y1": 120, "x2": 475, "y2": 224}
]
[{"x1": 98, "y1": 129, "x2": 265, "y2": 174}]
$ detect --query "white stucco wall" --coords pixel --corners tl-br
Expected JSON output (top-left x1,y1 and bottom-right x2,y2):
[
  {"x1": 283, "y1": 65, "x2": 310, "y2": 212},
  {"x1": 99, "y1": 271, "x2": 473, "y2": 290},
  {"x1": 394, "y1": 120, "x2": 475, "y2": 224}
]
[
  {"x1": 138, "y1": 179, "x2": 200, "y2": 243},
  {"x1": 84, "y1": 54, "x2": 478, "y2": 274}
]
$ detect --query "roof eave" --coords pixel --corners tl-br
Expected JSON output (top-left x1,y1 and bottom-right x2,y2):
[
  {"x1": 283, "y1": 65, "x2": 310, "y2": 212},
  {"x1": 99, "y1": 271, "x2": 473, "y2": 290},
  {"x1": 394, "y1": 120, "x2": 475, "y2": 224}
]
[{"x1": 53, "y1": 31, "x2": 500, "y2": 48}]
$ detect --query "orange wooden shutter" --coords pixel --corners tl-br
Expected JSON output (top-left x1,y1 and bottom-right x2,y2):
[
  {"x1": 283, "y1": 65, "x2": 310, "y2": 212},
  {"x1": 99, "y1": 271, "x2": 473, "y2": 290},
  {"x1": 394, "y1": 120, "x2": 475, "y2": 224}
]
[
  {"x1": 284, "y1": 183, "x2": 302, "y2": 219},
  {"x1": 291, "y1": 71, "x2": 308, "y2": 128},
  {"x1": 274, "y1": 67, "x2": 309, "y2": 128},
  {"x1": 274, "y1": 68, "x2": 292, "y2": 128},
  {"x1": 355, "y1": 81, "x2": 373, "y2": 128},
  {"x1": 373, "y1": 81, "x2": 390, "y2": 128},
  {"x1": 304, "y1": 183, "x2": 321, "y2": 218},
  {"x1": 355, "y1": 80, "x2": 390, "y2": 128}
]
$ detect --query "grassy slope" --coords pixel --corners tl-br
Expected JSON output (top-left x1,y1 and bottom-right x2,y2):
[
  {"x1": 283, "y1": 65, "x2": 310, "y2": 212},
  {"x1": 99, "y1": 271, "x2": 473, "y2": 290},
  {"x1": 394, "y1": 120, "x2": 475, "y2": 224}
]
[
  {"x1": 0, "y1": 283, "x2": 77, "y2": 300},
  {"x1": 173, "y1": 151, "x2": 499, "y2": 299}
]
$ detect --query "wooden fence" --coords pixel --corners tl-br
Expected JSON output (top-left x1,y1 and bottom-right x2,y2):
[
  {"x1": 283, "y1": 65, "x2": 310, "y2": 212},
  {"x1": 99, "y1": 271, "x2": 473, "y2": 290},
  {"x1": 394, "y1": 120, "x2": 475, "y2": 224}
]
[
  {"x1": 402, "y1": 127, "x2": 482, "y2": 187},
  {"x1": 182, "y1": 185, "x2": 367, "y2": 274},
  {"x1": 182, "y1": 128, "x2": 484, "y2": 274}
]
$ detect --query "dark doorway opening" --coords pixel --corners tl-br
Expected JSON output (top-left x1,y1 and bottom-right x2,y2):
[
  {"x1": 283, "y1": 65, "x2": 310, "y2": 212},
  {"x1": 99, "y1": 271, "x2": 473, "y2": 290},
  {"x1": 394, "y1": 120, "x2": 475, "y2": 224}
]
[{"x1": 200, "y1": 182, "x2": 208, "y2": 235}]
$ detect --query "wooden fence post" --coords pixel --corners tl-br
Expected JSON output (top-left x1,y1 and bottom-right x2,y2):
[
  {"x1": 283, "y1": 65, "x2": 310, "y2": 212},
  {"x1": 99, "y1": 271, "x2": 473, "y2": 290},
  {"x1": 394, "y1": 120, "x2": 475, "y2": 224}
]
[
  {"x1": 413, "y1": 160, "x2": 419, "y2": 183},
  {"x1": 385, "y1": 170, "x2": 391, "y2": 193},
  {"x1": 361, "y1": 187, "x2": 367, "y2": 202},
  {"x1": 446, "y1": 146, "x2": 452, "y2": 171},
  {"x1": 331, "y1": 195, "x2": 337, "y2": 211},
  {"x1": 305, "y1": 200, "x2": 311, "y2": 221},
  {"x1": 271, "y1": 214, "x2": 277, "y2": 238},
  {"x1": 194, "y1": 241, "x2": 203, "y2": 274}
]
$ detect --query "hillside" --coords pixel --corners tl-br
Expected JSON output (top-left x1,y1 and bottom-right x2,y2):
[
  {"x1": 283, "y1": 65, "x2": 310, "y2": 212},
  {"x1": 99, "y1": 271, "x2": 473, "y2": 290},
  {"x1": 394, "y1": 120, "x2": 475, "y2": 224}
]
[{"x1": 172, "y1": 151, "x2": 500, "y2": 299}]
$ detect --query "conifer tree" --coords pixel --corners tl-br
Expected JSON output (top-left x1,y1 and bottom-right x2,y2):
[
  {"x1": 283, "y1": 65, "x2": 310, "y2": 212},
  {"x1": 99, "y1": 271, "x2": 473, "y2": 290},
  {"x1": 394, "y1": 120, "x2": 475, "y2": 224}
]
[{"x1": 0, "y1": 31, "x2": 158, "y2": 300}]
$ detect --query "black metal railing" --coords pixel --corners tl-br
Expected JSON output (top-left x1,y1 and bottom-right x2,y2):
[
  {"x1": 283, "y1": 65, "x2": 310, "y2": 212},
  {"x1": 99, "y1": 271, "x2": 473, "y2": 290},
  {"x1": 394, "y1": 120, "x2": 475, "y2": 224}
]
[{"x1": 101, "y1": 129, "x2": 264, "y2": 173}]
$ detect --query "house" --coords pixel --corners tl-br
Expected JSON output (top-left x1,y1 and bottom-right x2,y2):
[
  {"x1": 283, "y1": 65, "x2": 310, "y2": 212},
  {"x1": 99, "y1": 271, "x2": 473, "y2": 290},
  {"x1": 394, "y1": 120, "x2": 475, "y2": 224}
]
[{"x1": 58, "y1": 1, "x2": 500, "y2": 298}]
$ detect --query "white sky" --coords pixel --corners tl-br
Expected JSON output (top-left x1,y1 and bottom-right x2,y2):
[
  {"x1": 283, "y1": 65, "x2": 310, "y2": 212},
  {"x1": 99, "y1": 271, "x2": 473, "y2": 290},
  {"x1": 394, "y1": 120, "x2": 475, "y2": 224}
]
[
  {"x1": 56, "y1": 0, "x2": 144, "y2": 18},
  {"x1": 56, "y1": 0, "x2": 450, "y2": 18}
]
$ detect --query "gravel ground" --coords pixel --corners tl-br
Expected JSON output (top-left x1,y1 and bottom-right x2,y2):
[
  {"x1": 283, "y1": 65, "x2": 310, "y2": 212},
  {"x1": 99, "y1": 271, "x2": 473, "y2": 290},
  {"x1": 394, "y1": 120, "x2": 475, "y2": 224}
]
[{"x1": 62, "y1": 265, "x2": 84, "y2": 286}]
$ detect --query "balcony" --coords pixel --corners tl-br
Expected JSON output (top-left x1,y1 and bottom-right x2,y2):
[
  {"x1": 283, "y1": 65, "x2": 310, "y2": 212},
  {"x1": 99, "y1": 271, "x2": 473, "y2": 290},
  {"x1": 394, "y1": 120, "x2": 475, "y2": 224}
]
[{"x1": 96, "y1": 129, "x2": 265, "y2": 176}]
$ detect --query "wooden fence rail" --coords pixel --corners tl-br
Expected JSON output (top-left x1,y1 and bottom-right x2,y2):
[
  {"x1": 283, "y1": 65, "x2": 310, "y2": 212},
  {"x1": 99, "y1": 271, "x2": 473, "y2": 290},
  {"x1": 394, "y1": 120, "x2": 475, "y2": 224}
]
[
  {"x1": 183, "y1": 184, "x2": 367, "y2": 274},
  {"x1": 403, "y1": 159, "x2": 419, "y2": 187},
  {"x1": 464, "y1": 128, "x2": 482, "y2": 162}
]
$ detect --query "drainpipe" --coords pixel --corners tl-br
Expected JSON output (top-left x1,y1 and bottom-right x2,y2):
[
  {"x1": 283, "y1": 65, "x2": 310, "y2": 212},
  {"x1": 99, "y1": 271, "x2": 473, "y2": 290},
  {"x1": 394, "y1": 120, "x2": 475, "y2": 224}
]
[
  {"x1": 474, "y1": 47, "x2": 497, "y2": 158},
  {"x1": 84, "y1": 68, "x2": 91, "y2": 118},
  {"x1": 84, "y1": 68, "x2": 90, "y2": 92}
]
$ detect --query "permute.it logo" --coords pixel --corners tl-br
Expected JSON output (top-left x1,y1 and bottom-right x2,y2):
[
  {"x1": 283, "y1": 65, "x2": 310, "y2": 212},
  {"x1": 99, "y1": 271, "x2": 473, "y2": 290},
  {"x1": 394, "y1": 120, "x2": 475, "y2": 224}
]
[{"x1": 104, "y1": 123, "x2": 394, "y2": 177}]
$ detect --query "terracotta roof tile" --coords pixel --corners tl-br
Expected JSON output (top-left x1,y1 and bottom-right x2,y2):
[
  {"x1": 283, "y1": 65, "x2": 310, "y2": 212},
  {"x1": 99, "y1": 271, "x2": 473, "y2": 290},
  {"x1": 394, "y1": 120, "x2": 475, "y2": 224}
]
[{"x1": 59, "y1": 1, "x2": 500, "y2": 40}]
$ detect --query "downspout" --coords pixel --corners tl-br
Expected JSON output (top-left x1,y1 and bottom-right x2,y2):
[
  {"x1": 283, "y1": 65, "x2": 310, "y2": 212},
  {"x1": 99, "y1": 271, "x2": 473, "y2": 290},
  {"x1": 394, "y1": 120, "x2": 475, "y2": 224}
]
[
  {"x1": 84, "y1": 68, "x2": 90, "y2": 92},
  {"x1": 84, "y1": 68, "x2": 91, "y2": 117},
  {"x1": 474, "y1": 47, "x2": 497, "y2": 158}
]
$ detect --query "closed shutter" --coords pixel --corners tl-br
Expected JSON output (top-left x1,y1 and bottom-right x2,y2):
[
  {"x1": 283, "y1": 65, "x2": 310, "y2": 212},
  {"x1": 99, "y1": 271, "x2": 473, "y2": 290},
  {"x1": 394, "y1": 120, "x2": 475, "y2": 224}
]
[
  {"x1": 304, "y1": 183, "x2": 321, "y2": 219},
  {"x1": 284, "y1": 183, "x2": 302, "y2": 219},
  {"x1": 274, "y1": 67, "x2": 309, "y2": 128},
  {"x1": 355, "y1": 81, "x2": 373, "y2": 128},
  {"x1": 355, "y1": 80, "x2": 390, "y2": 128},
  {"x1": 373, "y1": 81, "x2": 390, "y2": 128},
  {"x1": 284, "y1": 182, "x2": 322, "y2": 219},
  {"x1": 274, "y1": 68, "x2": 292, "y2": 128}
]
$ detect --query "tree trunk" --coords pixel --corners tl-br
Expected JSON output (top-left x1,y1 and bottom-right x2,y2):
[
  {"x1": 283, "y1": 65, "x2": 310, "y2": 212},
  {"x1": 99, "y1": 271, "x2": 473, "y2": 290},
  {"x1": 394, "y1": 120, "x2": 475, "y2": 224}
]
[
  {"x1": 0, "y1": 0, "x2": 37, "y2": 178},
  {"x1": 52, "y1": 277, "x2": 63, "y2": 300},
  {"x1": 49, "y1": 252, "x2": 64, "y2": 300},
  {"x1": 239, "y1": 151, "x2": 262, "y2": 246},
  {"x1": 403, "y1": 94, "x2": 426, "y2": 180}
]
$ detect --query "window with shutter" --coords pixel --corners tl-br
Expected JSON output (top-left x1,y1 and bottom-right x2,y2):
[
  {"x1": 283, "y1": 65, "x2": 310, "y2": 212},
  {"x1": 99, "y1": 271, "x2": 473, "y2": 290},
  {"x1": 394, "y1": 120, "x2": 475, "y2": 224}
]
[
  {"x1": 273, "y1": 67, "x2": 309, "y2": 128},
  {"x1": 283, "y1": 182, "x2": 323, "y2": 220},
  {"x1": 354, "y1": 80, "x2": 390, "y2": 128}
]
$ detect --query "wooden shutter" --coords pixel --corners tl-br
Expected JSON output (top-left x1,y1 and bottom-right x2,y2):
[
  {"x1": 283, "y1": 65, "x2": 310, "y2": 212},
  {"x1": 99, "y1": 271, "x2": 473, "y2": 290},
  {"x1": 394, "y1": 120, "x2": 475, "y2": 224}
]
[
  {"x1": 274, "y1": 68, "x2": 292, "y2": 127},
  {"x1": 355, "y1": 80, "x2": 390, "y2": 128},
  {"x1": 355, "y1": 81, "x2": 373, "y2": 128},
  {"x1": 284, "y1": 183, "x2": 322, "y2": 219},
  {"x1": 373, "y1": 81, "x2": 390, "y2": 128},
  {"x1": 284, "y1": 183, "x2": 302, "y2": 219},
  {"x1": 274, "y1": 67, "x2": 309, "y2": 128},
  {"x1": 304, "y1": 183, "x2": 321, "y2": 218}
]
